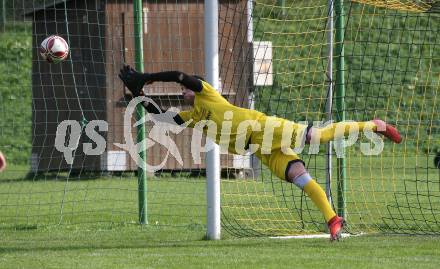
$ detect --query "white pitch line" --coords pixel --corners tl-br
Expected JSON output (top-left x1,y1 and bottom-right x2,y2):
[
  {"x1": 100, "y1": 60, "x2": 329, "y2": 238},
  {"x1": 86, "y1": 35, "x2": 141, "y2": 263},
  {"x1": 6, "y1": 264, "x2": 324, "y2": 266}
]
[{"x1": 270, "y1": 233, "x2": 365, "y2": 239}]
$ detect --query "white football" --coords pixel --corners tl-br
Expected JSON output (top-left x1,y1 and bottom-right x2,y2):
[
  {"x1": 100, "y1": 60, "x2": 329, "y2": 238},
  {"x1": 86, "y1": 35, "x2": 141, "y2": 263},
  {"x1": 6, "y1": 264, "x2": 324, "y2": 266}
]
[{"x1": 39, "y1": 35, "x2": 69, "y2": 63}]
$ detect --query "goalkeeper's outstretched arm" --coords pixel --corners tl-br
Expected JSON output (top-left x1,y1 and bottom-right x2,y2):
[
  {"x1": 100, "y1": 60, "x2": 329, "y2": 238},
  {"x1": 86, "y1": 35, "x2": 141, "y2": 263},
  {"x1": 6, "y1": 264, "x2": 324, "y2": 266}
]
[
  {"x1": 118, "y1": 65, "x2": 203, "y2": 96},
  {"x1": 147, "y1": 71, "x2": 203, "y2": 92},
  {"x1": 119, "y1": 65, "x2": 198, "y2": 125}
]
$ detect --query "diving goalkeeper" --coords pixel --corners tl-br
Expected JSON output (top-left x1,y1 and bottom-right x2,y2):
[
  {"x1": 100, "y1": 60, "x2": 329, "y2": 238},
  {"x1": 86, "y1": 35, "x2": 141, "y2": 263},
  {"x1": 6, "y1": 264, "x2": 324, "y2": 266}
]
[{"x1": 119, "y1": 65, "x2": 402, "y2": 241}]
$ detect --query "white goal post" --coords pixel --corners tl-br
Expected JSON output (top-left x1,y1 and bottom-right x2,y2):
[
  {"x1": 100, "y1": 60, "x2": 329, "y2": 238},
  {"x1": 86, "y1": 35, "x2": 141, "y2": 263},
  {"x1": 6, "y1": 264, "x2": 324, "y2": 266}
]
[{"x1": 205, "y1": 0, "x2": 221, "y2": 240}]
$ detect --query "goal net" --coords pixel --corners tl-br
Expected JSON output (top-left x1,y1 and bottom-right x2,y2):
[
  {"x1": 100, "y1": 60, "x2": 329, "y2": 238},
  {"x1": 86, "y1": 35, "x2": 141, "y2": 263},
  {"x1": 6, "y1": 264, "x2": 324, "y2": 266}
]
[
  {"x1": 223, "y1": 0, "x2": 440, "y2": 236},
  {"x1": 0, "y1": 0, "x2": 439, "y2": 237}
]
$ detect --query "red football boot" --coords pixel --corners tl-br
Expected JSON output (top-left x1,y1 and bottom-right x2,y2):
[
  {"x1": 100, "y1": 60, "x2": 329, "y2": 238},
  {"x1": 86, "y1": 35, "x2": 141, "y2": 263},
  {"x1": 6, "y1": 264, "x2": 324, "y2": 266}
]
[
  {"x1": 372, "y1": 119, "x2": 402, "y2": 144},
  {"x1": 328, "y1": 215, "x2": 345, "y2": 241}
]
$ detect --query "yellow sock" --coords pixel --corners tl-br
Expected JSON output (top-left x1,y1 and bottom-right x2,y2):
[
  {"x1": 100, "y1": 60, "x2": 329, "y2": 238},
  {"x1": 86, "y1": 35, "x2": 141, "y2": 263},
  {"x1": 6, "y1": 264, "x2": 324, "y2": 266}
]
[
  {"x1": 303, "y1": 180, "x2": 336, "y2": 222},
  {"x1": 318, "y1": 121, "x2": 377, "y2": 144}
]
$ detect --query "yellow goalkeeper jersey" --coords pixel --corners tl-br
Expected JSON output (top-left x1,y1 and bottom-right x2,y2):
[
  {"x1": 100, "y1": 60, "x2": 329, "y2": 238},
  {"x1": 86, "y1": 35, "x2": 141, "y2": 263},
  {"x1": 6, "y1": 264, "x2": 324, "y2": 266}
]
[
  {"x1": 178, "y1": 81, "x2": 266, "y2": 155},
  {"x1": 178, "y1": 80, "x2": 307, "y2": 156}
]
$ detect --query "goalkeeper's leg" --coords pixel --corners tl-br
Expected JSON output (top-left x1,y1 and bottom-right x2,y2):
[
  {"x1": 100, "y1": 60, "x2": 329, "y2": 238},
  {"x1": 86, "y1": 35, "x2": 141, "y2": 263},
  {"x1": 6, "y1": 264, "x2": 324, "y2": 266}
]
[
  {"x1": 306, "y1": 119, "x2": 402, "y2": 144},
  {"x1": 257, "y1": 149, "x2": 344, "y2": 241},
  {"x1": 287, "y1": 160, "x2": 344, "y2": 241}
]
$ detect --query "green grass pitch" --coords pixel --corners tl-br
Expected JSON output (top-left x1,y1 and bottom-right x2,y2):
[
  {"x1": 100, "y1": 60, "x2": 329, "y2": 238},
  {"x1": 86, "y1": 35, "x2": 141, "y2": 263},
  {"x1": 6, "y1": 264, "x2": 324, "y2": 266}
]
[
  {"x1": 1, "y1": 213, "x2": 440, "y2": 269},
  {"x1": 1, "y1": 164, "x2": 439, "y2": 269}
]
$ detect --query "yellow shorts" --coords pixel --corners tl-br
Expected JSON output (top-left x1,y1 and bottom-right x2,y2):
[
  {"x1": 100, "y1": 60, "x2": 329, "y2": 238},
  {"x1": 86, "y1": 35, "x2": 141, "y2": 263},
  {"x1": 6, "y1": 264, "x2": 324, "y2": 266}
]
[
  {"x1": 254, "y1": 147, "x2": 302, "y2": 181},
  {"x1": 249, "y1": 116, "x2": 306, "y2": 181}
]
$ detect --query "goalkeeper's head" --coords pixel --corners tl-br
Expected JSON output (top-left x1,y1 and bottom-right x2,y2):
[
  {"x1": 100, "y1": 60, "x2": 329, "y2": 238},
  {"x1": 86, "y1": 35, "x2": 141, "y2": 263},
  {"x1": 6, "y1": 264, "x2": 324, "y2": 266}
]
[
  {"x1": 181, "y1": 75, "x2": 204, "y2": 106},
  {"x1": 181, "y1": 86, "x2": 195, "y2": 105}
]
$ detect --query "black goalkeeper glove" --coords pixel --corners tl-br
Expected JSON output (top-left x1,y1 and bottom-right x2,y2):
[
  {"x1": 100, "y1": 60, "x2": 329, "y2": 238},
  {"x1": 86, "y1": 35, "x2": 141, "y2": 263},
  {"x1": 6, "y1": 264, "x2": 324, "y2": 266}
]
[{"x1": 118, "y1": 64, "x2": 151, "y2": 97}]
